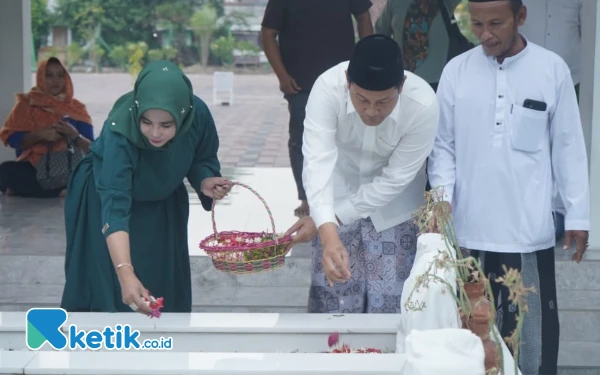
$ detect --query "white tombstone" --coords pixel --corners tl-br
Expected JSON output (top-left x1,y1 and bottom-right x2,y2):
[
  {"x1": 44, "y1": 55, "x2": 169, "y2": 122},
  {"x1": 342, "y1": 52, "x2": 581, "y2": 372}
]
[
  {"x1": 402, "y1": 328, "x2": 485, "y2": 375},
  {"x1": 213, "y1": 71, "x2": 234, "y2": 105}
]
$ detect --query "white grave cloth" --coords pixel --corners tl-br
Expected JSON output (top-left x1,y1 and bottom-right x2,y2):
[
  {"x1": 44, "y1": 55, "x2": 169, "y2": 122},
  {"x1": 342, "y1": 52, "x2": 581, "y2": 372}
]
[{"x1": 397, "y1": 233, "x2": 522, "y2": 375}]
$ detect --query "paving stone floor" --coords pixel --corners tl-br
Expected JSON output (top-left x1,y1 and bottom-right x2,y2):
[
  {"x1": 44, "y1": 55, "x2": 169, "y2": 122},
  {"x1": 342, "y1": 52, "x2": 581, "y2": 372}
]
[{"x1": 73, "y1": 73, "x2": 293, "y2": 168}]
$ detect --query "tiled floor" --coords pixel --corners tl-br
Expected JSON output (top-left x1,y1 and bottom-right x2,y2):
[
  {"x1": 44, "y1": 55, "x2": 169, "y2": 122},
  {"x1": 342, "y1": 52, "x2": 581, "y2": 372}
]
[{"x1": 71, "y1": 73, "x2": 293, "y2": 168}]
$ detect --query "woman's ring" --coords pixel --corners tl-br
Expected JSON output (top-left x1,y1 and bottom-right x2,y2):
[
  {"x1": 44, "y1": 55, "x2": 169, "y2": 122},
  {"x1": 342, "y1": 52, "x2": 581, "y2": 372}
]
[{"x1": 128, "y1": 303, "x2": 138, "y2": 311}]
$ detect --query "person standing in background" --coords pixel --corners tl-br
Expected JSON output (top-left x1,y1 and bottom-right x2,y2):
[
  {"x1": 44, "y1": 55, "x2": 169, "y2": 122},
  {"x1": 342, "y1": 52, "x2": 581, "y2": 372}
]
[
  {"x1": 518, "y1": 0, "x2": 583, "y2": 241},
  {"x1": 260, "y1": 0, "x2": 373, "y2": 218},
  {"x1": 376, "y1": 0, "x2": 463, "y2": 92}
]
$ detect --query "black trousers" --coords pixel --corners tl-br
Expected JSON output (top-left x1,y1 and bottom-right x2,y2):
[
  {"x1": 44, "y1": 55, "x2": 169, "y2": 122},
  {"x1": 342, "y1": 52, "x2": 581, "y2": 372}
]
[
  {"x1": 286, "y1": 91, "x2": 310, "y2": 201},
  {"x1": 471, "y1": 247, "x2": 559, "y2": 375},
  {"x1": 0, "y1": 161, "x2": 63, "y2": 198}
]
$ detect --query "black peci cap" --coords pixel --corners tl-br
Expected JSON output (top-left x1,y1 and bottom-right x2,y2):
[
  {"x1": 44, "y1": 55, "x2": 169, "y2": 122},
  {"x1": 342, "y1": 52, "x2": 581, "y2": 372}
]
[{"x1": 347, "y1": 34, "x2": 404, "y2": 91}]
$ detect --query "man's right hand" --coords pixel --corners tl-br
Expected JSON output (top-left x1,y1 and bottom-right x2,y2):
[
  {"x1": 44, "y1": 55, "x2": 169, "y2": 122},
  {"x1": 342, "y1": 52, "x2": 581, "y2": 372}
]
[
  {"x1": 284, "y1": 216, "x2": 318, "y2": 249},
  {"x1": 279, "y1": 73, "x2": 301, "y2": 95},
  {"x1": 322, "y1": 239, "x2": 351, "y2": 287}
]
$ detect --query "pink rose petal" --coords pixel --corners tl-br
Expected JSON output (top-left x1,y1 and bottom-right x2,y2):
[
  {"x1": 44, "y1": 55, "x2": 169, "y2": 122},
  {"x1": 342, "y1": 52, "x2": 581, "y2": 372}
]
[{"x1": 328, "y1": 332, "x2": 339, "y2": 348}]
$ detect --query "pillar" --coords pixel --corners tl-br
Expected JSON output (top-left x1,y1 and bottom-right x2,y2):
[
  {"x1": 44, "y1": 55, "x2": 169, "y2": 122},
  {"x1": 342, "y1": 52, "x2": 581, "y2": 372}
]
[
  {"x1": 0, "y1": 0, "x2": 32, "y2": 163},
  {"x1": 578, "y1": 0, "x2": 600, "y2": 259}
]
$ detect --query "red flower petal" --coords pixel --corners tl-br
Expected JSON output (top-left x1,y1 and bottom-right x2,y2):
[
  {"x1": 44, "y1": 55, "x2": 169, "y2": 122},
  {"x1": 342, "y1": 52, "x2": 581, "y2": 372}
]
[{"x1": 328, "y1": 332, "x2": 339, "y2": 347}]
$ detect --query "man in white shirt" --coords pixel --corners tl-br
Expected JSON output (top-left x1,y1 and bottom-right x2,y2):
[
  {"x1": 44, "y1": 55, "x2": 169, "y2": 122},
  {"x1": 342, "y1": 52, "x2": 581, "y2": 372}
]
[
  {"x1": 300, "y1": 34, "x2": 439, "y2": 313},
  {"x1": 428, "y1": 0, "x2": 590, "y2": 373},
  {"x1": 518, "y1": 0, "x2": 583, "y2": 242}
]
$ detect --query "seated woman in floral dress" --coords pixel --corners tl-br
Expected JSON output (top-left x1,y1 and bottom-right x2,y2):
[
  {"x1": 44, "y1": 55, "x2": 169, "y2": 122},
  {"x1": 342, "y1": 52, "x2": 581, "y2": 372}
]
[{"x1": 0, "y1": 57, "x2": 94, "y2": 197}]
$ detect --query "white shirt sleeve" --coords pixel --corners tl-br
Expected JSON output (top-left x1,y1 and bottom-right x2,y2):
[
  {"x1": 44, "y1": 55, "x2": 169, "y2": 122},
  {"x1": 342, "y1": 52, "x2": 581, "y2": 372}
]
[
  {"x1": 302, "y1": 77, "x2": 340, "y2": 229},
  {"x1": 551, "y1": 72, "x2": 590, "y2": 231},
  {"x1": 427, "y1": 68, "x2": 457, "y2": 203},
  {"x1": 335, "y1": 98, "x2": 439, "y2": 225}
]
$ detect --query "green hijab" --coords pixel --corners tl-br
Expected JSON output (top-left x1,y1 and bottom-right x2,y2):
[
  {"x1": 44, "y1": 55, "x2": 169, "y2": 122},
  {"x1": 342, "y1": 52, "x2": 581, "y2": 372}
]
[{"x1": 106, "y1": 60, "x2": 195, "y2": 149}]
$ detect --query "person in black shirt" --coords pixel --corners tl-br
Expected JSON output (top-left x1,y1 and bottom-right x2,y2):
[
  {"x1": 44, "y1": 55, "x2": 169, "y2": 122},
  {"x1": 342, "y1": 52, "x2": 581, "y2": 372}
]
[{"x1": 261, "y1": 0, "x2": 373, "y2": 217}]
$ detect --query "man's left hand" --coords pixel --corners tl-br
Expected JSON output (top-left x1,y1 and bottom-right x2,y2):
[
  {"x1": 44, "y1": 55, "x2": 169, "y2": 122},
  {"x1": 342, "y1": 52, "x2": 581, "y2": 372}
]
[{"x1": 564, "y1": 230, "x2": 589, "y2": 263}]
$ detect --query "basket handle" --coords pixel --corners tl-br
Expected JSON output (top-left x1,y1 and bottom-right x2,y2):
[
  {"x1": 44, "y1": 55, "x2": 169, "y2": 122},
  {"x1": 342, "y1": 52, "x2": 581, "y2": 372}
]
[{"x1": 211, "y1": 181, "x2": 279, "y2": 243}]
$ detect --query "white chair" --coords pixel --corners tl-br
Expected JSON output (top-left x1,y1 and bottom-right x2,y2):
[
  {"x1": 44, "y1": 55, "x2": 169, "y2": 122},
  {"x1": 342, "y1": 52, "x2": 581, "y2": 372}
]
[{"x1": 212, "y1": 71, "x2": 234, "y2": 105}]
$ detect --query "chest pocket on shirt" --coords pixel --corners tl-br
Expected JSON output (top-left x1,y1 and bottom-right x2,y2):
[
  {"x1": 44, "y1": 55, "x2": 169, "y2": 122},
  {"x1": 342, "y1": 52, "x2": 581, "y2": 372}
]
[{"x1": 510, "y1": 104, "x2": 549, "y2": 153}]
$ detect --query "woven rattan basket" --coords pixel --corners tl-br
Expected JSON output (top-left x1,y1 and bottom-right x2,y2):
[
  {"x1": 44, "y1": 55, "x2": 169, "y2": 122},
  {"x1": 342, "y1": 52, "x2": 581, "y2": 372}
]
[{"x1": 199, "y1": 182, "x2": 293, "y2": 274}]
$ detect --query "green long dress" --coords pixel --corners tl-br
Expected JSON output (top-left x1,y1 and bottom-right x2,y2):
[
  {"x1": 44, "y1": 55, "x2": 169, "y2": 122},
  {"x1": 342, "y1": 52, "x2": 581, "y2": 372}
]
[{"x1": 60, "y1": 61, "x2": 221, "y2": 313}]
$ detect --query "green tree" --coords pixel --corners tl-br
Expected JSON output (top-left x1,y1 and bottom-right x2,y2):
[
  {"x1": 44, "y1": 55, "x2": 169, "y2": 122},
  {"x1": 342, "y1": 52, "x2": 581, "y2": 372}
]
[
  {"x1": 88, "y1": 43, "x2": 106, "y2": 72},
  {"x1": 190, "y1": 4, "x2": 218, "y2": 67},
  {"x1": 54, "y1": 0, "x2": 163, "y2": 48},
  {"x1": 147, "y1": 49, "x2": 164, "y2": 61},
  {"x1": 66, "y1": 42, "x2": 83, "y2": 68},
  {"x1": 236, "y1": 40, "x2": 260, "y2": 55},
  {"x1": 54, "y1": 0, "x2": 224, "y2": 63},
  {"x1": 162, "y1": 46, "x2": 178, "y2": 61},
  {"x1": 155, "y1": 0, "x2": 204, "y2": 56},
  {"x1": 31, "y1": 0, "x2": 52, "y2": 52},
  {"x1": 206, "y1": 0, "x2": 224, "y2": 18},
  {"x1": 108, "y1": 45, "x2": 128, "y2": 70},
  {"x1": 211, "y1": 35, "x2": 235, "y2": 65},
  {"x1": 225, "y1": 10, "x2": 252, "y2": 31},
  {"x1": 127, "y1": 41, "x2": 149, "y2": 78}
]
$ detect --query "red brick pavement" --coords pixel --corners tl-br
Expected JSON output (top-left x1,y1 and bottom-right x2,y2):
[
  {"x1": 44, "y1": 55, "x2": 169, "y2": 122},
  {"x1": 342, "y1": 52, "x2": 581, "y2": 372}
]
[{"x1": 71, "y1": 73, "x2": 292, "y2": 168}]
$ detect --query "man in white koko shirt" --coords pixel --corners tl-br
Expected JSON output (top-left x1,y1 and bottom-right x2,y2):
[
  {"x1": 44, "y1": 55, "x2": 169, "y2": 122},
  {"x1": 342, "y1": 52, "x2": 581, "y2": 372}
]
[
  {"x1": 287, "y1": 34, "x2": 439, "y2": 314},
  {"x1": 428, "y1": 0, "x2": 590, "y2": 374}
]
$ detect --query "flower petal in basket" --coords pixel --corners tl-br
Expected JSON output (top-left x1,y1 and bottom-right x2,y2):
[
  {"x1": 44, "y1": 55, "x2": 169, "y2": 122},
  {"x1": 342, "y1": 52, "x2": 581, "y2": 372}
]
[{"x1": 198, "y1": 182, "x2": 293, "y2": 275}]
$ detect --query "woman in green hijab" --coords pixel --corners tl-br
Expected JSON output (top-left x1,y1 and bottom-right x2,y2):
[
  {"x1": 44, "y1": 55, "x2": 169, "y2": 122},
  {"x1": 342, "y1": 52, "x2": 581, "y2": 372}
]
[{"x1": 60, "y1": 61, "x2": 231, "y2": 314}]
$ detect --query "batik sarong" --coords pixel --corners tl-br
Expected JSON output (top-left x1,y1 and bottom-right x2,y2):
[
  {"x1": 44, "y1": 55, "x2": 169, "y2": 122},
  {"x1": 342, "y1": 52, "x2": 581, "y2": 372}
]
[{"x1": 308, "y1": 218, "x2": 418, "y2": 313}]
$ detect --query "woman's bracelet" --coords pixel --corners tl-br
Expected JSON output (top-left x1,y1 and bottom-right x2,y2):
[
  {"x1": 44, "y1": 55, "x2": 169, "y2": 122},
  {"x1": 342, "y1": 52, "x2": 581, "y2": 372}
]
[{"x1": 116, "y1": 262, "x2": 134, "y2": 272}]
